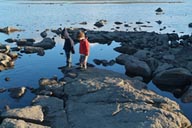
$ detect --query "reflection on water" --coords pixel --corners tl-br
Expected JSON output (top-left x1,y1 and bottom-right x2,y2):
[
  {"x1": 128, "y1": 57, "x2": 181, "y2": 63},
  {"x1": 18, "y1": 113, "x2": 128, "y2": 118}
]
[{"x1": 0, "y1": 0, "x2": 192, "y2": 122}]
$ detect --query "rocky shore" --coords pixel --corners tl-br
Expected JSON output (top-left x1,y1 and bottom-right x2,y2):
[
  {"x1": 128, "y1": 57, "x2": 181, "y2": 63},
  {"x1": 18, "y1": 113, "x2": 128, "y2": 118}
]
[
  {"x1": 0, "y1": 67, "x2": 191, "y2": 128},
  {"x1": 0, "y1": 22, "x2": 192, "y2": 127}
]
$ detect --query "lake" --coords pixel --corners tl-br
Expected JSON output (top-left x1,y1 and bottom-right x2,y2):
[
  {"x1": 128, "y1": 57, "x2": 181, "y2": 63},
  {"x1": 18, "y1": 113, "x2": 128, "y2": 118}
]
[{"x1": 0, "y1": 0, "x2": 192, "y2": 122}]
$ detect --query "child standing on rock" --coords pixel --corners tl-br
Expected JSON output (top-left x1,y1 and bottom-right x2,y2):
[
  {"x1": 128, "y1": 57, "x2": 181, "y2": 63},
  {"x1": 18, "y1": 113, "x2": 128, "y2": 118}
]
[
  {"x1": 77, "y1": 31, "x2": 90, "y2": 70},
  {"x1": 61, "y1": 28, "x2": 75, "y2": 68}
]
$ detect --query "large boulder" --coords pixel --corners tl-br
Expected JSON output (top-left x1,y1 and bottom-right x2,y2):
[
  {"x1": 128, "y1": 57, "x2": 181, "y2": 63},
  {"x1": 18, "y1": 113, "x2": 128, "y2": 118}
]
[
  {"x1": 63, "y1": 68, "x2": 191, "y2": 128},
  {"x1": 153, "y1": 68, "x2": 192, "y2": 88},
  {"x1": 116, "y1": 54, "x2": 151, "y2": 80}
]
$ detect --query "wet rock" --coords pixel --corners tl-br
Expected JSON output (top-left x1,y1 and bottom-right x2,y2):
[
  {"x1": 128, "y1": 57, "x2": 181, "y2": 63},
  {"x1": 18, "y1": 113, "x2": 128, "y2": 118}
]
[
  {"x1": 40, "y1": 30, "x2": 48, "y2": 38},
  {"x1": 4, "y1": 77, "x2": 10, "y2": 81},
  {"x1": 93, "y1": 59, "x2": 116, "y2": 66},
  {"x1": 8, "y1": 87, "x2": 26, "y2": 99},
  {"x1": 5, "y1": 38, "x2": 17, "y2": 43},
  {"x1": 0, "y1": 43, "x2": 10, "y2": 53},
  {"x1": 114, "y1": 46, "x2": 137, "y2": 55},
  {"x1": 155, "y1": 7, "x2": 164, "y2": 15},
  {"x1": 33, "y1": 37, "x2": 56, "y2": 49},
  {"x1": 114, "y1": 21, "x2": 123, "y2": 25},
  {"x1": 51, "y1": 27, "x2": 62, "y2": 35},
  {"x1": 0, "y1": 53, "x2": 13, "y2": 67},
  {"x1": 79, "y1": 21, "x2": 87, "y2": 25},
  {"x1": 136, "y1": 21, "x2": 143, "y2": 24},
  {"x1": 94, "y1": 20, "x2": 107, "y2": 28},
  {"x1": 153, "y1": 68, "x2": 192, "y2": 88},
  {"x1": 0, "y1": 88, "x2": 6, "y2": 93},
  {"x1": 23, "y1": 46, "x2": 45, "y2": 56},
  {"x1": 39, "y1": 78, "x2": 58, "y2": 87},
  {"x1": 155, "y1": 20, "x2": 162, "y2": 25},
  {"x1": 0, "y1": 26, "x2": 23, "y2": 34},
  {"x1": 188, "y1": 23, "x2": 192, "y2": 28},
  {"x1": 16, "y1": 39, "x2": 34, "y2": 46}
]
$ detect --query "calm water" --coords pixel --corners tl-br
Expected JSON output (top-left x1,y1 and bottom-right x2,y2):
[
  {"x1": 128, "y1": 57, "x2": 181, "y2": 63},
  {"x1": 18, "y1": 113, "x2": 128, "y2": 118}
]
[{"x1": 0, "y1": 0, "x2": 192, "y2": 121}]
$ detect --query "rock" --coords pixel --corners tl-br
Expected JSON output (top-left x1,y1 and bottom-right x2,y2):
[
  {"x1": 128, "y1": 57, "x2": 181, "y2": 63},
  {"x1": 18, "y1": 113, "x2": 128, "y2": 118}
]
[
  {"x1": 155, "y1": 7, "x2": 163, "y2": 12},
  {"x1": 23, "y1": 46, "x2": 45, "y2": 56},
  {"x1": 4, "y1": 77, "x2": 10, "y2": 81},
  {"x1": 153, "y1": 63, "x2": 174, "y2": 76},
  {"x1": 79, "y1": 21, "x2": 87, "y2": 25},
  {"x1": 181, "y1": 85, "x2": 192, "y2": 103},
  {"x1": 1, "y1": 105, "x2": 44, "y2": 123},
  {"x1": 153, "y1": 68, "x2": 192, "y2": 88},
  {"x1": 16, "y1": 39, "x2": 34, "y2": 46},
  {"x1": 114, "y1": 21, "x2": 123, "y2": 25},
  {"x1": 0, "y1": 43, "x2": 10, "y2": 53},
  {"x1": 8, "y1": 87, "x2": 26, "y2": 99},
  {"x1": 51, "y1": 28, "x2": 62, "y2": 35},
  {"x1": 63, "y1": 68, "x2": 191, "y2": 128},
  {"x1": 5, "y1": 38, "x2": 17, "y2": 43},
  {"x1": 188, "y1": 23, "x2": 192, "y2": 28},
  {"x1": 124, "y1": 56, "x2": 152, "y2": 81},
  {"x1": 0, "y1": 26, "x2": 22, "y2": 34},
  {"x1": 0, "y1": 118, "x2": 50, "y2": 128},
  {"x1": 0, "y1": 53, "x2": 12, "y2": 67},
  {"x1": 114, "y1": 46, "x2": 137, "y2": 55},
  {"x1": 156, "y1": 20, "x2": 162, "y2": 25},
  {"x1": 94, "y1": 20, "x2": 107, "y2": 28},
  {"x1": 40, "y1": 30, "x2": 48, "y2": 38},
  {"x1": 33, "y1": 37, "x2": 56, "y2": 49},
  {"x1": 93, "y1": 59, "x2": 102, "y2": 65},
  {"x1": 39, "y1": 78, "x2": 58, "y2": 87},
  {"x1": 32, "y1": 95, "x2": 68, "y2": 128},
  {"x1": 0, "y1": 88, "x2": 6, "y2": 93}
]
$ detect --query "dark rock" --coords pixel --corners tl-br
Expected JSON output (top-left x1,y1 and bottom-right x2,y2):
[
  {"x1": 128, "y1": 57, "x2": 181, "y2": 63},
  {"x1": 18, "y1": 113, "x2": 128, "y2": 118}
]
[
  {"x1": 153, "y1": 68, "x2": 192, "y2": 88},
  {"x1": 188, "y1": 23, "x2": 192, "y2": 28},
  {"x1": 5, "y1": 38, "x2": 17, "y2": 43},
  {"x1": 5, "y1": 77, "x2": 10, "y2": 81},
  {"x1": 8, "y1": 87, "x2": 26, "y2": 99},
  {"x1": 94, "y1": 20, "x2": 107, "y2": 28},
  {"x1": 155, "y1": 7, "x2": 163, "y2": 12},
  {"x1": 114, "y1": 21, "x2": 123, "y2": 25}
]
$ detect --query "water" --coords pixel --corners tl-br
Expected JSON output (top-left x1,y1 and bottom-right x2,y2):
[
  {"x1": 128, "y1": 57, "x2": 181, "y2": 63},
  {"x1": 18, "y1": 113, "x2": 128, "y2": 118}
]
[{"x1": 0, "y1": 0, "x2": 192, "y2": 121}]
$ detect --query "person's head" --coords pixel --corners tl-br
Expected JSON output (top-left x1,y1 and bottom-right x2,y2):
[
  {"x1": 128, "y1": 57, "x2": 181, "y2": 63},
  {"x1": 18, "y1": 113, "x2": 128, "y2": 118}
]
[
  {"x1": 62, "y1": 28, "x2": 69, "y2": 39},
  {"x1": 77, "y1": 31, "x2": 85, "y2": 40}
]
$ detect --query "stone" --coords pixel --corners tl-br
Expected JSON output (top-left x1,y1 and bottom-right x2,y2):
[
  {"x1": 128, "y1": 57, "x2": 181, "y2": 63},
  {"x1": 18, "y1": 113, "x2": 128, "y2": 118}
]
[{"x1": 1, "y1": 105, "x2": 44, "y2": 123}]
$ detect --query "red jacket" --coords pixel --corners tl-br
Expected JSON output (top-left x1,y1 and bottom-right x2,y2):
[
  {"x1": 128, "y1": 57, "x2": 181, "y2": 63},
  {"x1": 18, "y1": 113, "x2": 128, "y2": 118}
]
[{"x1": 79, "y1": 38, "x2": 90, "y2": 56}]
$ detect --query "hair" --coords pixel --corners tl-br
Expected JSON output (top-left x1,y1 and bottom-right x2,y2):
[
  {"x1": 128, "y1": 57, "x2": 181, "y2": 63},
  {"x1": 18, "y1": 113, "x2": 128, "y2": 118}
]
[{"x1": 77, "y1": 31, "x2": 85, "y2": 40}]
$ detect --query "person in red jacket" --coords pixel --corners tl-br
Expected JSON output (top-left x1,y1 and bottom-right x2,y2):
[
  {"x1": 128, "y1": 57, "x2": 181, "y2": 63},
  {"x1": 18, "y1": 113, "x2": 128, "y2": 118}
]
[{"x1": 77, "y1": 31, "x2": 90, "y2": 70}]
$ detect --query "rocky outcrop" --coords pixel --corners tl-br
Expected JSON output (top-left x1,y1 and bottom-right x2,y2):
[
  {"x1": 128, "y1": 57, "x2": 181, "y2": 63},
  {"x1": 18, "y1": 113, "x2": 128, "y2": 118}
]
[
  {"x1": 0, "y1": 67, "x2": 191, "y2": 128},
  {"x1": 0, "y1": 43, "x2": 18, "y2": 71}
]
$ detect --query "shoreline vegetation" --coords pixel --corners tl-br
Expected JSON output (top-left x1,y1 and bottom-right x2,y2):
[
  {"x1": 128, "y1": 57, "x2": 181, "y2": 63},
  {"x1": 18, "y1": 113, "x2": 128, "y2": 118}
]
[{"x1": 5, "y1": 0, "x2": 184, "y2": 4}]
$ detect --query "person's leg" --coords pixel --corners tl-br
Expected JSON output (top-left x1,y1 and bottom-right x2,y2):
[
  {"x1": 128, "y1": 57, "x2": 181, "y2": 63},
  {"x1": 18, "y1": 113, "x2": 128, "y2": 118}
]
[
  {"x1": 65, "y1": 51, "x2": 72, "y2": 67},
  {"x1": 79, "y1": 54, "x2": 84, "y2": 68},
  {"x1": 83, "y1": 56, "x2": 88, "y2": 69}
]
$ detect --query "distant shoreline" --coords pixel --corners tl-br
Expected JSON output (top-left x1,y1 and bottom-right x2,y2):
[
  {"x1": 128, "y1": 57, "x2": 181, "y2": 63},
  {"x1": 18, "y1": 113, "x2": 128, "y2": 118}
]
[{"x1": 6, "y1": 0, "x2": 184, "y2": 4}]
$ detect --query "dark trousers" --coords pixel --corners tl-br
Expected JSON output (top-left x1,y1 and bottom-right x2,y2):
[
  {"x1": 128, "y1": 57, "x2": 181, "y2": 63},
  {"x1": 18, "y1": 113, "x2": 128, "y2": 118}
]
[{"x1": 65, "y1": 51, "x2": 72, "y2": 66}]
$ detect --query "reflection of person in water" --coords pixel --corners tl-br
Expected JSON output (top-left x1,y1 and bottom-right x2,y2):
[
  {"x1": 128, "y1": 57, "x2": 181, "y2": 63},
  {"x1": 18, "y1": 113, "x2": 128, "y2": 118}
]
[{"x1": 61, "y1": 28, "x2": 75, "y2": 68}]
